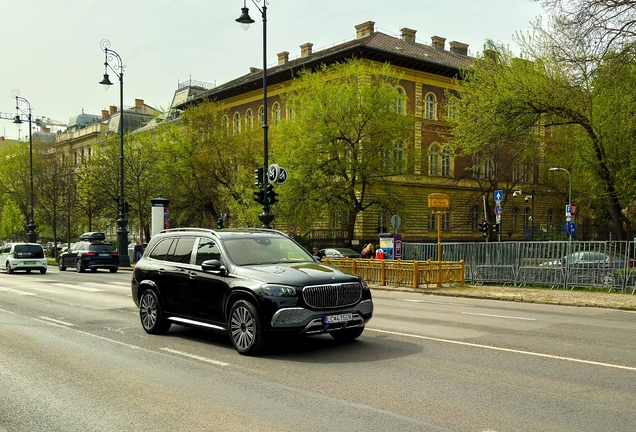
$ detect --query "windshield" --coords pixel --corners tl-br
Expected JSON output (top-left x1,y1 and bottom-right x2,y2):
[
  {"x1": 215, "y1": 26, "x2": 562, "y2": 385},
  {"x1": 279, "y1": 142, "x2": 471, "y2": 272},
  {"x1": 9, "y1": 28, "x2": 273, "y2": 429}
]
[{"x1": 223, "y1": 237, "x2": 313, "y2": 266}]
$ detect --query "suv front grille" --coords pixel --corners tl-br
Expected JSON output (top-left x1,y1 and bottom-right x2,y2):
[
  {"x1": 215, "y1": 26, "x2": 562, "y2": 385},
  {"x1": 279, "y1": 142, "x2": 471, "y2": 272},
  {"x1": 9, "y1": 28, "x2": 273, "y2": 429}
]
[{"x1": 302, "y1": 283, "x2": 362, "y2": 308}]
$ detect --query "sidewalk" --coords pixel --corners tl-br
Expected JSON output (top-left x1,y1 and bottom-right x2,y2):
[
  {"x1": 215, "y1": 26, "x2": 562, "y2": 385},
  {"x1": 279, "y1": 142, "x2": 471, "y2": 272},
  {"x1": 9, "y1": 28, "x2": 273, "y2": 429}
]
[{"x1": 368, "y1": 283, "x2": 636, "y2": 311}]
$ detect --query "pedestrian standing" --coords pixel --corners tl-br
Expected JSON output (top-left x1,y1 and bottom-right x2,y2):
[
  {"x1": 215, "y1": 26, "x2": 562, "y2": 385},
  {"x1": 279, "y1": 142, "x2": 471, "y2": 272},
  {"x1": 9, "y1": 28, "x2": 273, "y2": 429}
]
[
  {"x1": 375, "y1": 245, "x2": 385, "y2": 260},
  {"x1": 134, "y1": 241, "x2": 144, "y2": 262}
]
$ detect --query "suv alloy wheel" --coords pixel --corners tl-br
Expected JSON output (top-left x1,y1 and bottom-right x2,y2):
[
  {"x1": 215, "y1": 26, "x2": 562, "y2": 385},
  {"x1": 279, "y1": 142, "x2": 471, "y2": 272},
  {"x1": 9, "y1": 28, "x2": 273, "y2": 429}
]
[
  {"x1": 229, "y1": 300, "x2": 266, "y2": 355},
  {"x1": 58, "y1": 259, "x2": 66, "y2": 271},
  {"x1": 139, "y1": 289, "x2": 171, "y2": 334},
  {"x1": 75, "y1": 259, "x2": 85, "y2": 273}
]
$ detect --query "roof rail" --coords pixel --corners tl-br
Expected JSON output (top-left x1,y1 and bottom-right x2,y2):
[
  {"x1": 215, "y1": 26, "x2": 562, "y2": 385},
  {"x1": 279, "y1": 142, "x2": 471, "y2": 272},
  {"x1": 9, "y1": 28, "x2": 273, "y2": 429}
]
[{"x1": 159, "y1": 228, "x2": 216, "y2": 234}]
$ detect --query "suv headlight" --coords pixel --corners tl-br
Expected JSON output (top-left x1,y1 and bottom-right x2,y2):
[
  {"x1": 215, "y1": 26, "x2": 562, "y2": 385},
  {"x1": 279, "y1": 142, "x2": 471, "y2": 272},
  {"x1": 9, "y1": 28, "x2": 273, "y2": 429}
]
[{"x1": 261, "y1": 284, "x2": 297, "y2": 297}]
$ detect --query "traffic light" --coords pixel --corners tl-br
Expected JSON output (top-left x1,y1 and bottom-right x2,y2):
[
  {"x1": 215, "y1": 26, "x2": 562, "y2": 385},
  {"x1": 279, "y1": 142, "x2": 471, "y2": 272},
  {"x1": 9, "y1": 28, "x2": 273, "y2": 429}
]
[
  {"x1": 265, "y1": 183, "x2": 278, "y2": 205},
  {"x1": 492, "y1": 223, "x2": 501, "y2": 235},
  {"x1": 254, "y1": 167, "x2": 264, "y2": 188},
  {"x1": 480, "y1": 221, "x2": 489, "y2": 238},
  {"x1": 253, "y1": 189, "x2": 264, "y2": 205},
  {"x1": 216, "y1": 218, "x2": 224, "y2": 229}
]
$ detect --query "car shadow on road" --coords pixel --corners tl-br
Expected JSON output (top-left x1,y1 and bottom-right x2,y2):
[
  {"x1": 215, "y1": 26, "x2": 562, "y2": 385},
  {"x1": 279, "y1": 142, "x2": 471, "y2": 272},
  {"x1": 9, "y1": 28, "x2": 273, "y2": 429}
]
[{"x1": 163, "y1": 326, "x2": 423, "y2": 363}]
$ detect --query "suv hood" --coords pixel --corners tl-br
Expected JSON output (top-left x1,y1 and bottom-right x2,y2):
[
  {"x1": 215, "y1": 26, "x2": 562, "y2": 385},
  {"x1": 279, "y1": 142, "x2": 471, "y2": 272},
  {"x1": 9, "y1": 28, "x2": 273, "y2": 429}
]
[{"x1": 234, "y1": 262, "x2": 360, "y2": 286}]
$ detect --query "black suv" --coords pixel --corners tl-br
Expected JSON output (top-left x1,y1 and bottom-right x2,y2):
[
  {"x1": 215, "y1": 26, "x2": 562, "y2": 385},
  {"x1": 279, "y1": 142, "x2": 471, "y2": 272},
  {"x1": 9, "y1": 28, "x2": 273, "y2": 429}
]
[
  {"x1": 132, "y1": 228, "x2": 373, "y2": 355},
  {"x1": 58, "y1": 232, "x2": 119, "y2": 273}
]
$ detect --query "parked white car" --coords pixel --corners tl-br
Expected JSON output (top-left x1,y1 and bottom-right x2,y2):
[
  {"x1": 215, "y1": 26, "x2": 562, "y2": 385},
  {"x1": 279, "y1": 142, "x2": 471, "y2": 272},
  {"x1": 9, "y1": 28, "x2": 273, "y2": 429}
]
[{"x1": 0, "y1": 243, "x2": 48, "y2": 274}]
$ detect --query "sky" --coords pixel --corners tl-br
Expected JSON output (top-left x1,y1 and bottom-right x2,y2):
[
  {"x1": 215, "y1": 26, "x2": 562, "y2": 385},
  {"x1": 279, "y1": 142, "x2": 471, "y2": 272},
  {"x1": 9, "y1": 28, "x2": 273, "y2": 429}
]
[{"x1": 1, "y1": 0, "x2": 545, "y2": 140}]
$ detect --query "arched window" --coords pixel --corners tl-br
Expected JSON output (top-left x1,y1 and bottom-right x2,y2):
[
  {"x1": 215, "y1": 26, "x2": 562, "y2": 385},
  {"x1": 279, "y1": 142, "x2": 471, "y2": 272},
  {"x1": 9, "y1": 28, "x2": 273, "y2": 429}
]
[
  {"x1": 246, "y1": 109, "x2": 253, "y2": 130},
  {"x1": 87, "y1": 147, "x2": 92, "y2": 158},
  {"x1": 429, "y1": 144, "x2": 440, "y2": 176},
  {"x1": 424, "y1": 93, "x2": 436, "y2": 120},
  {"x1": 393, "y1": 141, "x2": 404, "y2": 172},
  {"x1": 395, "y1": 88, "x2": 405, "y2": 114},
  {"x1": 442, "y1": 148, "x2": 451, "y2": 177},
  {"x1": 272, "y1": 102, "x2": 281, "y2": 125},
  {"x1": 512, "y1": 207, "x2": 519, "y2": 231},
  {"x1": 258, "y1": 106, "x2": 264, "y2": 127},
  {"x1": 471, "y1": 205, "x2": 480, "y2": 231},
  {"x1": 287, "y1": 105, "x2": 295, "y2": 120},
  {"x1": 447, "y1": 98, "x2": 456, "y2": 120},
  {"x1": 233, "y1": 112, "x2": 241, "y2": 134},
  {"x1": 222, "y1": 115, "x2": 229, "y2": 137}
]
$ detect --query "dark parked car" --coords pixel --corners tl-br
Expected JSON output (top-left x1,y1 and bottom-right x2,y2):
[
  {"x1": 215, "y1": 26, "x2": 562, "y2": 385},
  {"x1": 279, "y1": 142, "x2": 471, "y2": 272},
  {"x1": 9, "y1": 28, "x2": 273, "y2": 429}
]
[
  {"x1": 132, "y1": 228, "x2": 373, "y2": 355},
  {"x1": 58, "y1": 232, "x2": 119, "y2": 273},
  {"x1": 320, "y1": 247, "x2": 362, "y2": 259}
]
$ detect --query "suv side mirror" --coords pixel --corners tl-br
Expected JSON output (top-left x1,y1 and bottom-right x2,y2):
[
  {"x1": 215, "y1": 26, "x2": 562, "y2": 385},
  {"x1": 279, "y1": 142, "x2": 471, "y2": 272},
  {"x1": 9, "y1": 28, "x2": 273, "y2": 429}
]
[{"x1": 201, "y1": 259, "x2": 226, "y2": 275}]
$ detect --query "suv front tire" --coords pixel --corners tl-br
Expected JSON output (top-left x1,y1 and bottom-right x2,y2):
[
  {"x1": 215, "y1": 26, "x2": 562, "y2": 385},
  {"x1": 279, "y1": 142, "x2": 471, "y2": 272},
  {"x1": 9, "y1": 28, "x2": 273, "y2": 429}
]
[
  {"x1": 229, "y1": 300, "x2": 266, "y2": 356},
  {"x1": 139, "y1": 289, "x2": 172, "y2": 334}
]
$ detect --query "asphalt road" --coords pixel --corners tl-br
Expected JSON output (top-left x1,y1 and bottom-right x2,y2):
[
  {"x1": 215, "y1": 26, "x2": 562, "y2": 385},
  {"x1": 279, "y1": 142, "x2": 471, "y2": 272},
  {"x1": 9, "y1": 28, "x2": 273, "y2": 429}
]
[{"x1": 1, "y1": 268, "x2": 635, "y2": 432}]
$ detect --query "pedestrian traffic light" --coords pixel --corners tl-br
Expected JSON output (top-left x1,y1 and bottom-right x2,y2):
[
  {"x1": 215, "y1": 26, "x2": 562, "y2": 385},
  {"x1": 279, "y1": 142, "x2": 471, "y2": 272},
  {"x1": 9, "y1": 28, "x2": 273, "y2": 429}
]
[
  {"x1": 216, "y1": 218, "x2": 224, "y2": 229},
  {"x1": 265, "y1": 183, "x2": 278, "y2": 205},
  {"x1": 253, "y1": 189, "x2": 264, "y2": 205},
  {"x1": 493, "y1": 223, "x2": 501, "y2": 235},
  {"x1": 254, "y1": 167, "x2": 264, "y2": 188},
  {"x1": 480, "y1": 221, "x2": 489, "y2": 238}
]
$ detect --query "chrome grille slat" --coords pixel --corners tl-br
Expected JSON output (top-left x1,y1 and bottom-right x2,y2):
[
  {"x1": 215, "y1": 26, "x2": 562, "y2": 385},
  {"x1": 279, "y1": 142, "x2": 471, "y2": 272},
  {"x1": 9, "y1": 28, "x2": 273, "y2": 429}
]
[{"x1": 302, "y1": 283, "x2": 362, "y2": 308}]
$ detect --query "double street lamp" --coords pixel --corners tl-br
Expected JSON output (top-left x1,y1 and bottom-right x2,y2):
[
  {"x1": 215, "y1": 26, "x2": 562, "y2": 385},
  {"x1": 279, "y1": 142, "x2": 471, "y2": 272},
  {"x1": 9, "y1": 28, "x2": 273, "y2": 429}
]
[
  {"x1": 549, "y1": 167, "x2": 572, "y2": 242},
  {"x1": 11, "y1": 89, "x2": 37, "y2": 243},
  {"x1": 99, "y1": 39, "x2": 130, "y2": 266},
  {"x1": 236, "y1": 0, "x2": 274, "y2": 229}
]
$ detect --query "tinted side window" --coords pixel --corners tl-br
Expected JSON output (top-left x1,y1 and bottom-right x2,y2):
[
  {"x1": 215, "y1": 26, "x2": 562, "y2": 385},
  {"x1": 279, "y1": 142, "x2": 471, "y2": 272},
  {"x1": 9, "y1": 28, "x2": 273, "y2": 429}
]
[
  {"x1": 195, "y1": 238, "x2": 221, "y2": 266},
  {"x1": 89, "y1": 244, "x2": 115, "y2": 252},
  {"x1": 166, "y1": 237, "x2": 196, "y2": 264},
  {"x1": 149, "y1": 238, "x2": 174, "y2": 261}
]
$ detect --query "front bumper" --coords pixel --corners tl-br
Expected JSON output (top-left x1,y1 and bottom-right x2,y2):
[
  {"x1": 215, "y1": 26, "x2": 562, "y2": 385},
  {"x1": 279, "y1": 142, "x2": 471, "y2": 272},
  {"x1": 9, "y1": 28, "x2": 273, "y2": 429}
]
[{"x1": 270, "y1": 299, "x2": 373, "y2": 334}]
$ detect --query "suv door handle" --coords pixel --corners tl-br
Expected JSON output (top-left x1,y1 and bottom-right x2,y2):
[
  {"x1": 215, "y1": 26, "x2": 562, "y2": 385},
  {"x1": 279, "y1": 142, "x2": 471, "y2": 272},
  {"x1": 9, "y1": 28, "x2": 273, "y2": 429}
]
[
  {"x1": 189, "y1": 272, "x2": 198, "y2": 280},
  {"x1": 158, "y1": 268, "x2": 165, "y2": 274}
]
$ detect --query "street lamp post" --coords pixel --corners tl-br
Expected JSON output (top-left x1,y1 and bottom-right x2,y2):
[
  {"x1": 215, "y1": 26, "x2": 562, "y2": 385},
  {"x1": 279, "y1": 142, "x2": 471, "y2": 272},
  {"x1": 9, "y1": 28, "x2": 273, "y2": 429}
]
[
  {"x1": 550, "y1": 167, "x2": 572, "y2": 242},
  {"x1": 236, "y1": 0, "x2": 274, "y2": 229},
  {"x1": 11, "y1": 90, "x2": 37, "y2": 243},
  {"x1": 99, "y1": 39, "x2": 130, "y2": 266}
]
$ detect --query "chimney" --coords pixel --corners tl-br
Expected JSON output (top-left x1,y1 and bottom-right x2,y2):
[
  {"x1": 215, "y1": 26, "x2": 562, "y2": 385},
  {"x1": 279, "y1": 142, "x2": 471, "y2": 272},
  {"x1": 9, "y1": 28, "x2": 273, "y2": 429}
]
[
  {"x1": 355, "y1": 21, "x2": 375, "y2": 39},
  {"x1": 109, "y1": 106, "x2": 117, "y2": 116},
  {"x1": 102, "y1": 110, "x2": 109, "y2": 119},
  {"x1": 449, "y1": 41, "x2": 469, "y2": 56},
  {"x1": 277, "y1": 51, "x2": 290, "y2": 65},
  {"x1": 134, "y1": 99, "x2": 144, "y2": 107},
  {"x1": 300, "y1": 43, "x2": 313, "y2": 57},
  {"x1": 401, "y1": 28, "x2": 416, "y2": 43},
  {"x1": 431, "y1": 36, "x2": 446, "y2": 50}
]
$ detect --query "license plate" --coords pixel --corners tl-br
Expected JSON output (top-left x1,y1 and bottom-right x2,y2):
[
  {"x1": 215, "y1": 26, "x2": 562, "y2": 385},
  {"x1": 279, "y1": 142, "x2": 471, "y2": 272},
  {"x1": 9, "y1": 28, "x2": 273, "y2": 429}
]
[
  {"x1": 323, "y1": 313, "x2": 353, "y2": 324},
  {"x1": 24, "y1": 261, "x2": 36, "y2": 265},
  {"x1": 99, "y1": 253, "x2": 110, "y2": 257}
]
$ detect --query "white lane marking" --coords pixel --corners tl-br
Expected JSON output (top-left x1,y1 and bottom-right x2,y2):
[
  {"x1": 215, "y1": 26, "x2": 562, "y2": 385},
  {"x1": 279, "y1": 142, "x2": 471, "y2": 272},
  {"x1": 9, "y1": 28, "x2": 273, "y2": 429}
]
[
  {"x1": 51, "y1": 283, "x2": 104, "y2": 292},
  {"x1": 38, "y1": 316, "x2": 74, "y2": 326},
  {"x1": 82, "y1": 282, "x2": 130, "y2": 291},
  {"x1": 0, "y1": 308, "x2": 16, "y2": 314},
  {"x1": 33, "y1": 318, "x2": 231, "y2": 367},
  {"x1": 461, "y1": 312, "x2": 536, "y2": 321},
  {"x1": 0, "y1": 287, "x2": 37, "y2": 296},
  {"x1": 367, "y1": 328, "x2": 636, "y2": 372},
  {"x1": 160, "y1": 348, "x2": 229, "y2": 366},
  {"x1": 401, "y1": 299, "x2": 472, "y2": 307},
  {"x1": 110, "y1": 281, "x2": 131, "y2": 287}
]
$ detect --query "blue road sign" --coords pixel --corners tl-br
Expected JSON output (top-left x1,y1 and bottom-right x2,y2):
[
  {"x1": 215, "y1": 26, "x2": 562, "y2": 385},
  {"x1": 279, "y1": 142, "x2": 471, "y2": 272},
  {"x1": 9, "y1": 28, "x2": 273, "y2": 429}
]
[
  {"x1": 494, "y1": 190, "x2": 503, "y2": 202},
  {"x1": 567, "y1": 221, "x2": 576, "y2": 236},
  {"x1": 494, "y1": 204, "x2": 501, "y2": 216},
  {"x1": 566, "y1": 204, "x2": 571, "y2": 216}
]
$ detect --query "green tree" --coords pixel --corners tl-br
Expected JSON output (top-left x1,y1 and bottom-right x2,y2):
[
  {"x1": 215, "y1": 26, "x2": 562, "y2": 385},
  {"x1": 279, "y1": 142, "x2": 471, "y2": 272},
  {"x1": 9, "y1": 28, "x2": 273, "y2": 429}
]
[
  {"x1": 450, "y1": 36, "x2": 635, "y2": 239},
  {"x1": 275, "y1": 59, "x2": 415, "y2": 241},
  {"x1": 1, "y1": 199, "x2": 23, "y2": 241}
]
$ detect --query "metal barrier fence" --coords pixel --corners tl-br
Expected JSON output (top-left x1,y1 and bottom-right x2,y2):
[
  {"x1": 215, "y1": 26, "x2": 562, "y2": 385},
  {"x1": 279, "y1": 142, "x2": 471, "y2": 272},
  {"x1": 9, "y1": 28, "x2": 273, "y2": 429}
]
[
  {"x1": 322, "y1": 258, "x2": 465, "y2": 288},
  {"x1": 403, "y1": 241, "x2": 636, "y2": 293}
]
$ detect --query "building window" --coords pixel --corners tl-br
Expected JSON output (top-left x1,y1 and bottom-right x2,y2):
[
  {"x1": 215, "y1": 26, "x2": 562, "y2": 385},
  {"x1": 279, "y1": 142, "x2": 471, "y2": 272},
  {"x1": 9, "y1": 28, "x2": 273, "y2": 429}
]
[
  {"x1": 424, "y1": 93, "x2": 436, "y2": 120},
  {"x1": 471, "y1": 205, "x2": 480, "y2": 231},
  {"x1": 272, "y1": 102, "x2": 281, "y2": 126},
  {"x1": 287, "y1": 105, "x2": 295, "y2": 121},
  {"x1": 429, "y1": 210, "x2": 450, "y2": 230},
  {"x1": 87, "y1": 147, "x2": 92, "y2": 158},
  {"x1": 512, "y1": 207, "x2": 519, "y2": 231},
  {"x1": 484, "y1": 158, "x2": 494, "y2": 179},
  {"x1": 429, "y1": 144, "x2": 440, "y2": 176},
  {"x1": 395, "y1": 88, "x2": 405, "y2": 114},
  {"x1": 513, "y1": 162, "x2": 521, "y2": 182},
  {"x1": 524, "y1": 163, "x2": 532, "y2": 182},
  {"x1": 447, "y1": 98, "x2": 456, "y2": 120},
  {"x1": 258, "y1": 106, "x2": 264, "y2": 127},
  {"x1": 514, "y1": 162, "x2": 531, "y2": 182},
  {"x1": 393, "y1": 141, "x2": 404, "y2": 172},
  {"x1": 523, "y1": 207, "x2": 531, "y2": 233},
  {"x1": 441, "y1": 148, "x2": 451, "y2": 177},
  {"x1": 246, "y1": 109, "x2": 253, "y2": 130},
  {"x1": 222, "y1": 115, "x2": 229, "y2": 137},
  {"x1": 233, "y1": 112, "x2": 241, "y2": 134},
  {"x1": 81, "y1": 148, "x2": 85, "y2": 162},
  {"x1": 74, "y1": 151, "x2": 78, "y2": 166}
]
